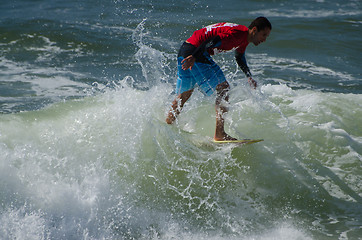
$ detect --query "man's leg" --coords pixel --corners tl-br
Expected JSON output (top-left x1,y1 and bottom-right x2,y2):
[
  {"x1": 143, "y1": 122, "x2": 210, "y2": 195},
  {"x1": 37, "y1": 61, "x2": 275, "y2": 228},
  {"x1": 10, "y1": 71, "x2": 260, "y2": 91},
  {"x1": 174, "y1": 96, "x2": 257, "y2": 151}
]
[
  {"x1": 166, "y1": 89, "x2": 193, "y2": 124},
  {"x1": 214, "y1": 81, "x2": 237, "y2": 141}
]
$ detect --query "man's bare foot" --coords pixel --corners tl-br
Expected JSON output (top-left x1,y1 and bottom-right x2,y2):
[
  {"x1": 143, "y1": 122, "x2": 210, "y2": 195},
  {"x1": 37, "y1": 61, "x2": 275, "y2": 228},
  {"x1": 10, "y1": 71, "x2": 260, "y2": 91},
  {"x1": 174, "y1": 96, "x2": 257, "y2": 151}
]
[
  {"x1": 214, "y1": 133, "x2": 237, "y2": 141},
  {"x1": 166, "y1": 111, "x2": 176, "y2": 124}
]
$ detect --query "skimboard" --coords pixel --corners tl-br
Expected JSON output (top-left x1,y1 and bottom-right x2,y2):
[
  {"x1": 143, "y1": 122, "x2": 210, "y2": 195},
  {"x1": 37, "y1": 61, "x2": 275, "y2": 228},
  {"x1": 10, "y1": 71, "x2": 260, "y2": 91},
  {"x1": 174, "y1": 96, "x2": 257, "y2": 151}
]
[{"x1": 213, "y1": 139, "x2": 263, "y2": 145}]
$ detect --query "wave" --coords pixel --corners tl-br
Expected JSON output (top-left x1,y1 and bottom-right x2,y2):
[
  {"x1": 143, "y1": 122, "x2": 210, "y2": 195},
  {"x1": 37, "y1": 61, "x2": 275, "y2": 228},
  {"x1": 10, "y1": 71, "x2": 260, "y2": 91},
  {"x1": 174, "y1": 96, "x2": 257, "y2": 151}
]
[
  {"x1": 251, "y1": 8, "x2": 362, "y2": 19},
  {"x1": 0, "y1": 15, "x2": 361, "y2": 239},
  {"x1": 0, "y1": 75, "x2": 361, "y2": 238}
]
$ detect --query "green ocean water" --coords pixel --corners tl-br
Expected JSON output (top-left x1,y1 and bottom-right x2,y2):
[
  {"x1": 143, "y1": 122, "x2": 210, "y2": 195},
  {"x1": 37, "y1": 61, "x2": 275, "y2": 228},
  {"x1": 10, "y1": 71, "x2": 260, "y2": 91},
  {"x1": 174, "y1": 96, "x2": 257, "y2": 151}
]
[{"x1": 0, "y1": 0, "x2": 361, "y2": 239}]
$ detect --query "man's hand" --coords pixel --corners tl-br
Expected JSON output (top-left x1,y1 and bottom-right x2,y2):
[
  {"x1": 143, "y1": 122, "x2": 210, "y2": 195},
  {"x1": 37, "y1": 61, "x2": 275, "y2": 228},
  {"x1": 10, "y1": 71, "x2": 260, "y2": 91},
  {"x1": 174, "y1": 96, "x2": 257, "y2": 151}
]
[
  {"x1": 181, "y1": 55, "x2": 195, "y2": 70},
  {"x1": 248, "y1": 77, "x2": 257, "y2": 89}
]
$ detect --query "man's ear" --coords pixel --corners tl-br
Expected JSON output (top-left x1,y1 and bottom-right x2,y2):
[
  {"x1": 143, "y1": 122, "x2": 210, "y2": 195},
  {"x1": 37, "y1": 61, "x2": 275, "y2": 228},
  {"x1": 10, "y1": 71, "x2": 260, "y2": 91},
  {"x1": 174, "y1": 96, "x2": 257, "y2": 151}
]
[{"x1": 251, "y1": 26, "x2": 258, "y2": 35}]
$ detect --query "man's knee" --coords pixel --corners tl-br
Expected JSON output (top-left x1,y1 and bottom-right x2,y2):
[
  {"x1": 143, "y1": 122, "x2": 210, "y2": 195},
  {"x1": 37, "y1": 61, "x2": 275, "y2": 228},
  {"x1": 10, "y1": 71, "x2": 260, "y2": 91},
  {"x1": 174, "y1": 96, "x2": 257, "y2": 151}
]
[{"x1": 216, "y1": 81, "x2": 230, "y2": 93}]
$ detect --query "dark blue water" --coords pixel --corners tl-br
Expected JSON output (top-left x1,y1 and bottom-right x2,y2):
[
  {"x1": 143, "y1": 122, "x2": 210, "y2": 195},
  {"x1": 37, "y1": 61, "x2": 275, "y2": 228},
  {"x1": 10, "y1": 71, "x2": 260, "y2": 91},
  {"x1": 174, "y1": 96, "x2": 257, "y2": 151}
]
[{"x1": 0, "y1": 0, "x2": 361, "y2": 239}]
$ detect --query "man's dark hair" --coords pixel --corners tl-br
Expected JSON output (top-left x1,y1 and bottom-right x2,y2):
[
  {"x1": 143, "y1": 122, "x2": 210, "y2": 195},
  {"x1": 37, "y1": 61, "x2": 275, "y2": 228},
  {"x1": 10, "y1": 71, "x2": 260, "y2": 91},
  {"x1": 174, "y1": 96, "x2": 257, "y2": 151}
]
[{"x1": 249, "y1": 17, "x2": 272, "y2": 31}]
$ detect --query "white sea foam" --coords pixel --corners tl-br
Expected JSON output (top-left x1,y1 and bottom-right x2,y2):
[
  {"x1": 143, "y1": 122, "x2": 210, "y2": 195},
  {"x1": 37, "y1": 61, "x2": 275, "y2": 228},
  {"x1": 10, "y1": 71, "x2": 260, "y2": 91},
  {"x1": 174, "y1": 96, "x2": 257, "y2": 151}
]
[
  {"x1": 0, "y1": 56, "x2": 89, "y2": 101},
  {"x1": 251, "y1": 8, "x2": 362, "y2": 18},
  {"x1": 250, "y1": 54, "x2": 355, "y2": 82},
  {"x1": 0, "y1": 207, "x2": 46, "y2": 240},
  {"x1": 1, "y1": 79, "x2": 361, "y2": 239}
]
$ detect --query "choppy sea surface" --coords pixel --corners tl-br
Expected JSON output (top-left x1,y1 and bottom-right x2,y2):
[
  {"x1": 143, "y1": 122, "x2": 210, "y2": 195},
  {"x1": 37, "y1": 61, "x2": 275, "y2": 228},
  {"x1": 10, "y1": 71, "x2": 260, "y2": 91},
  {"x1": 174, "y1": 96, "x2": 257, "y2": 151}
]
[{"x1": 0, "y1": 0, "x2": 361, "y2": 239}]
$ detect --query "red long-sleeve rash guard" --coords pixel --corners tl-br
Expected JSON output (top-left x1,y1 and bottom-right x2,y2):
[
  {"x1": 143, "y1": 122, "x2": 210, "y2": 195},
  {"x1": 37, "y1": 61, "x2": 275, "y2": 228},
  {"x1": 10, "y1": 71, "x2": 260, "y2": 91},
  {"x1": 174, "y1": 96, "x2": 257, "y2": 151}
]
[
  {"x1": 187, "y1": 22, "x2": 249, "y2": 56},
  {"x1": 185, "y1": 22, "x2": 252, "y2": 77}
]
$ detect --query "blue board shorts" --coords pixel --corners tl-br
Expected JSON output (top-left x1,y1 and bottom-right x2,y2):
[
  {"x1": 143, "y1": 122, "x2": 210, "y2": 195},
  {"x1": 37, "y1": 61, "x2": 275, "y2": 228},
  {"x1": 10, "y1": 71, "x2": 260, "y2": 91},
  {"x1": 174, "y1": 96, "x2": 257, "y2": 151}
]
[{"x1": 176, "y1": 53, "x2": 227, "y2": 96}]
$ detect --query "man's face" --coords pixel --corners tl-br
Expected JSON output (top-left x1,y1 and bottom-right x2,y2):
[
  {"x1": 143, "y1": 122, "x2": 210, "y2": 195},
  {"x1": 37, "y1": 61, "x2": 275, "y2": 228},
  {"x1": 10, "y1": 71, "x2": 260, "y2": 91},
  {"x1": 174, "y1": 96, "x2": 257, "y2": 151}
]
[{"x1": 252, "y1": 27, "x2": 271, "y2": 46}]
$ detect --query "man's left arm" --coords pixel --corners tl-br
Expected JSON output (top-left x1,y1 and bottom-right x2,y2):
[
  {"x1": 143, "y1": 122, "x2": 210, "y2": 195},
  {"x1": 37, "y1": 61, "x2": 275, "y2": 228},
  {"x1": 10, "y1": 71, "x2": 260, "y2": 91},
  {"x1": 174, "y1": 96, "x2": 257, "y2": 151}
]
[{"x1": 235, "y1": 51, "x2": 257, "y2": 89}]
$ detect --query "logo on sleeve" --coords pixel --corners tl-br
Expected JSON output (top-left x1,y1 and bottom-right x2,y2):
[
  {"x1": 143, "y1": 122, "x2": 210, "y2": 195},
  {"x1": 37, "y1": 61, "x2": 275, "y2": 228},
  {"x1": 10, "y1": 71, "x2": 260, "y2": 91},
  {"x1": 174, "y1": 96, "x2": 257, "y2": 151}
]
[{"x1": 205, "y1": 23, "x2": 238, "y2": 35}]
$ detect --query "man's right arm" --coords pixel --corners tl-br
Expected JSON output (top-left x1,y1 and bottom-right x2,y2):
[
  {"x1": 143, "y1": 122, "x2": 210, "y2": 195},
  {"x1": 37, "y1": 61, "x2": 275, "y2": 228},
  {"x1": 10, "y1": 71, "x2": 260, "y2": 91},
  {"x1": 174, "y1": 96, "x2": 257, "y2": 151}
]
[
  {"x1": 182, "y1": 36, "x2": 222, "y2": 70},
  {"x1": 191, "y1": 36, "x2": 222, "y2": 59}
]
